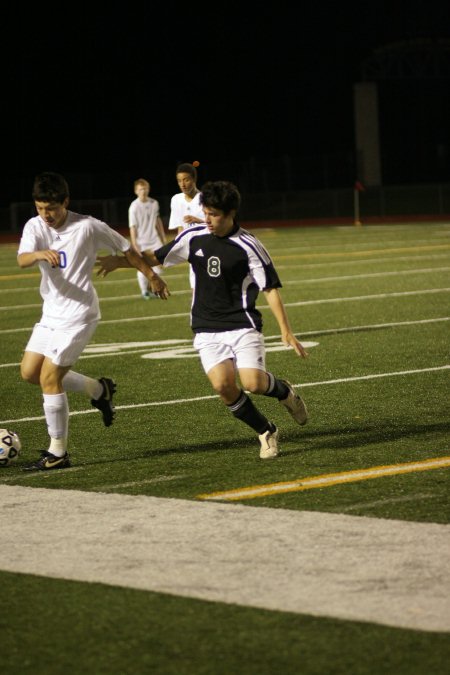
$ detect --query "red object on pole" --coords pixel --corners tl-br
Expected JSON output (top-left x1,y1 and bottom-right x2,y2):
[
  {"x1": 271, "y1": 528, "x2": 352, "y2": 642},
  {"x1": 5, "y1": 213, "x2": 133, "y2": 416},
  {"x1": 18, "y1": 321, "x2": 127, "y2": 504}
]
[{"x1": 354, "y1": 180, "x2": 365, "y2": 192}]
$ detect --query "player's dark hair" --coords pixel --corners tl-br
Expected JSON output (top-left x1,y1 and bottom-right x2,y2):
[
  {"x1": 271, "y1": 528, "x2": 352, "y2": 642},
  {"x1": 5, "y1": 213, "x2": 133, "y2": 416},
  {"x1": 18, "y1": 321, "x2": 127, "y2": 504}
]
[
  {"x1": 32, "y1": 172, "x2": 69, "y2": 203},
  {"x1": 200, "y1": 181, "x2": 241, "y2": 215},
  {"x1": 175, "y1": 163, "x2": 197, "y2": 182}
]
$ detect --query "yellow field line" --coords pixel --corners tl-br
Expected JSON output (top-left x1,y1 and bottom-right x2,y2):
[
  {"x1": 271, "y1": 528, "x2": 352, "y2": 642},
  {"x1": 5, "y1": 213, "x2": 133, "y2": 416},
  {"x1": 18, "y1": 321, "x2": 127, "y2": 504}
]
[
  {"x1": 197, "y1": 456, "x2": 450, "y2": 501},
  {"x1": 0, "y1": 272, "x2": 41, "y2": 281}
]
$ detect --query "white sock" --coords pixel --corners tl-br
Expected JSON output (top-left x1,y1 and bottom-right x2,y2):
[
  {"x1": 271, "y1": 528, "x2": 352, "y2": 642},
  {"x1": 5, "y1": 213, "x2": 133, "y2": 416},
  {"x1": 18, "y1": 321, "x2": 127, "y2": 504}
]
[
  {"x1": 43, "y1": 393, "x2": 69, "y2": 457},
  {"x1": 49, "y1": 437, "x2": 67, "y2": 457},
  {"x1": 137, "y1": 270, "x2": 149, "y2": 294},
  {"x1": 63, "y1": 371, "x2": 102, "y2": 399}
]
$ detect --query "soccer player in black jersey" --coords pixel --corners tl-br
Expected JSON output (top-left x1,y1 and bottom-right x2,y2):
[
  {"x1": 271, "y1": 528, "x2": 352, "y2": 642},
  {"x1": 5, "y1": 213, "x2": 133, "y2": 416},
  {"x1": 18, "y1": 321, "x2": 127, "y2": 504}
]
[{"x1": 97, "y1": 181, "x2": 308, "y2": 458}]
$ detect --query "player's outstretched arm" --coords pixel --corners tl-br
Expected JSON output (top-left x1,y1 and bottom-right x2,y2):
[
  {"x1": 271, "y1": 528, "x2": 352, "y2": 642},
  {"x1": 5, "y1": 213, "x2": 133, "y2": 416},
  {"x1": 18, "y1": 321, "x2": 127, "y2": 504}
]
[
  {"x1": 96, "y1": 249, "x2": 160, "y2": 275},
  {"x1": 96, "y1": 251, "x2": 169, "y2": 299},
  {"x1": 264, "y1": 288, "x2": 308, "y2": 358},
  {"x1": 124, "y1": 248, "x2": 170, "y2": 300},
  {"x1": 95, "y1": 254, "x2": 129, "y2": 276}
]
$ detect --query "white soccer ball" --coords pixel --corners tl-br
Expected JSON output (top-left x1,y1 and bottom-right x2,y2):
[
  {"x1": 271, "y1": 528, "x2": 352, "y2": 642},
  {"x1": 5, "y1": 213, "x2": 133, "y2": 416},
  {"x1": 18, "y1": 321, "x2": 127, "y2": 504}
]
[{"x1": 0, "y1": 429, "x2": 21, "y2": 467}]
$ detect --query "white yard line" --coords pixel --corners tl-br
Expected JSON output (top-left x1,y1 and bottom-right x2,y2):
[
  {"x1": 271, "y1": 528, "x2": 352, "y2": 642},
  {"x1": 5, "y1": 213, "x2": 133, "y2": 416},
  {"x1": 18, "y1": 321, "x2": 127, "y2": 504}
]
[
  {"x1": 1, "y1": 267, "x2": 449, "y2": 310},
  {"x1": 1, "y1": 253, "x2": 448, "y2": 295},
  {"x1": 284, "y1": 287, "x2": 450, "y2": 308},
  {"x1": 0, "y1": 290, "x2": 190, "y2": 311},
  {"x1": 338, "y1": 492, "x2": 435, "y2": 512},
  {"x1": 0, "y1": 316, "x2": 448, "y2": 367},
  {"x1": 1, "y1": 286, "x2": 450, "y2": 334},
  {"x1": 275, "y1": 252, "x2": 450, "y2": 270},
  {"x1": 282, "y1": 266, "x2": 450, "y2": 285},
  {"x1": 0, "y1": 364, "x2": 448, "y2": 425},
  {"x1": 0, "y1": 484, "x2": 448, "y2": 633}
]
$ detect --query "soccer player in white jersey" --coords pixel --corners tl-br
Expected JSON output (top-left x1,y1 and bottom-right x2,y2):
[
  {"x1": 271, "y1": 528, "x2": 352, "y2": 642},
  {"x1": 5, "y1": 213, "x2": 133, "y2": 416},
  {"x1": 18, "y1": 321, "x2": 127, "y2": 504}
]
[
  {"x1": 168, "y1": 163, "x2": 205, "y2": 235},
  {"x1": 18, "y1": 172, "x2": 169, "y2": 471},
  {"x1": 97, "y1": 181, "x2": 308, "y2": 459},
  {"x1": 168, "y1": 163, "x2": 205, "y2": 290},
  {"x1": 129, "y1": 178, "x2": 166, "y2": 299}
]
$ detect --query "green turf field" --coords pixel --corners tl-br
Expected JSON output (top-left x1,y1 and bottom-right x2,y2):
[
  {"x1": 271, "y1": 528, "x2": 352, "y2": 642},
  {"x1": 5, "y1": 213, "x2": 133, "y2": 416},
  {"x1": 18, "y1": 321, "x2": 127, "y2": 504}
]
[{"x1": 0, "y1": 222, "x2": 449, "y2": 674}]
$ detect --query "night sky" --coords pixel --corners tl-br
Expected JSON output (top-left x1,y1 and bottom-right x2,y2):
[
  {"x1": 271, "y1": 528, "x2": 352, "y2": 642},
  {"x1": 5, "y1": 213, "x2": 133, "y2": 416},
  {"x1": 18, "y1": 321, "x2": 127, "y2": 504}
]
[{"x1": 3, "y1": 1, "x2": 449, "y2": 205}]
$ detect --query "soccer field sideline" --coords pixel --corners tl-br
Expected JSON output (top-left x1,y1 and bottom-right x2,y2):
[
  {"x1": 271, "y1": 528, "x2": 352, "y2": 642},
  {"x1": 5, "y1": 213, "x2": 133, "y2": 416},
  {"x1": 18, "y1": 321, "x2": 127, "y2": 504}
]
[{"x1": 1, "y1": 483, "x2": 449, "y2": 634}]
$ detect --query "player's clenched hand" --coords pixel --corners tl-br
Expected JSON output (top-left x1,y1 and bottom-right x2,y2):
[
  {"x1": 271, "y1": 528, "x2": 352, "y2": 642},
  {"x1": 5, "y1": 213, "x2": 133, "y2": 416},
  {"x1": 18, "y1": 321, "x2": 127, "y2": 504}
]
[
  {"x1": 95, "y1": 255, "x2": 120, "y2": 277},
  {"x1": 148, "y1": 274, "x2": 170, "y2": 300},
  {"x1": 282, "y1": 331, "x2": 309, "y2": 358}
]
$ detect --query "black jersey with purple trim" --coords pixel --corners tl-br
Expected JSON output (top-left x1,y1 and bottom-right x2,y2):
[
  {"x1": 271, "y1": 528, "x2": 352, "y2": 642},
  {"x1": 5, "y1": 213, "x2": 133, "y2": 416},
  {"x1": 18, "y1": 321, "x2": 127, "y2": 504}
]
[{"x1": 154, "y1": 223, "x2": 281, "y2": 333}]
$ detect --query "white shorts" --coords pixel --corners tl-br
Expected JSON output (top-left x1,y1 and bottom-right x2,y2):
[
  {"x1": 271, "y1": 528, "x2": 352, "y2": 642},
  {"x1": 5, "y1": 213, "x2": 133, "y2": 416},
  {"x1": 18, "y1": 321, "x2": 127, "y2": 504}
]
[
  {"x1": 25, "y1": 321, "x2": 98, "y2": 367},
  {"x1": 193, "y1": 328, "x2": 266, "y2": 374}
]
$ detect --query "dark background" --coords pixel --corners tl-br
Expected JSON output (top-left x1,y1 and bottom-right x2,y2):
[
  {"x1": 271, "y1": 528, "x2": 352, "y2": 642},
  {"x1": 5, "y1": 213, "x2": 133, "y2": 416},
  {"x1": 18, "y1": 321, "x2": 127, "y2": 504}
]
[{"x1": 2, "y1": 1, "x2": 449, "y2": 207}]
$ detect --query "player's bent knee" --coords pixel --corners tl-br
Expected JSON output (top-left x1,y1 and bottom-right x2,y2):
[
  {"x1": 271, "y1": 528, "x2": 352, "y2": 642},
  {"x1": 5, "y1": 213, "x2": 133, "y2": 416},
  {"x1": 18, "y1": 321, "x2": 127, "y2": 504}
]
[
  {"x1": 240, "y1": 375, "x2": 266, "y2": 395},
  {"x1": 20, "y1": 363, "x2": 40, "y2": 384},
  {"x1": 211, "y1": 380, "x2": 239, "y2": 401},
  {"x1": 245, "y1": 383, "x2": 264, "y2": 395},
  {"x1": 21, "y1": 370, "x2": 40, "y2": 385},
  {"x1": 211, "y1": 381, "x2": 230, "y2": 397}
]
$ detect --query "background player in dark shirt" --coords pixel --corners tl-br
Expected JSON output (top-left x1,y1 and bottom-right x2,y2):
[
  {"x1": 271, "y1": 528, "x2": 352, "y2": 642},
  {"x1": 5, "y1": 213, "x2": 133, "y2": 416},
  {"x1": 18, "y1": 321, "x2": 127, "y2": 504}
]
[{"x1": 97, "y1": 181, "x2": 308, "y2": 459}]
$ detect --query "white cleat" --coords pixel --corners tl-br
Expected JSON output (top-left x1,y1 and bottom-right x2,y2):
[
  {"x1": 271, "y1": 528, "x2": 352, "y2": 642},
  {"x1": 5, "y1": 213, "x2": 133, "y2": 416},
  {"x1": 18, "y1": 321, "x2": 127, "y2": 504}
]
[
  {"x1": 259, "y1": 427, "x2": 279, "y2": 459},
  {"x1": 280, "y1": 380, "x2": 308, "y2": 426}
]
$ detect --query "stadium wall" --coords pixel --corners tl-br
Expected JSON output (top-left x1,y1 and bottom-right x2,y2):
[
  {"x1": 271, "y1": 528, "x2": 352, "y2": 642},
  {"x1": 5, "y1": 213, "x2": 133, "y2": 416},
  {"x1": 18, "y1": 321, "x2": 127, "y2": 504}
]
[{"x1": 1, "y1": 182, "x2": 449, "y2": 235}]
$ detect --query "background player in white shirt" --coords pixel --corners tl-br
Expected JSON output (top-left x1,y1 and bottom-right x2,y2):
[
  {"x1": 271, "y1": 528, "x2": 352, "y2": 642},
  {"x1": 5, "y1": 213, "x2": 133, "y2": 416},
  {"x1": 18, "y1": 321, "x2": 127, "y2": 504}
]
[
  {"x1": 168, "y1": 163, "x2": 205, "y2": 235},
  {"x1": 18, "y1": 172, "x2": 169, "y2": 471},
  {"x1": 168, "y1": 163, "x2": 205, "y2": 288},
  {"x1": 129, "y1": 178, "x2": 166, "y2": 299},
  {"x1": 98, "y1": 181, "x2": 308, "y2": 459}
]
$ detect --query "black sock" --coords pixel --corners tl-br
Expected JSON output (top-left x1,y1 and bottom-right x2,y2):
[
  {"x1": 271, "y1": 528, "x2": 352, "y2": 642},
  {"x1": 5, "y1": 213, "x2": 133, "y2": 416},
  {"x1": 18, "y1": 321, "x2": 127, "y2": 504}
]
[
  {"x1": 264, "y1": 373, "x2": 289, "y2": 400},
  {"x1": 227, "y1": 390, "x2": 275, "y2": 435}
]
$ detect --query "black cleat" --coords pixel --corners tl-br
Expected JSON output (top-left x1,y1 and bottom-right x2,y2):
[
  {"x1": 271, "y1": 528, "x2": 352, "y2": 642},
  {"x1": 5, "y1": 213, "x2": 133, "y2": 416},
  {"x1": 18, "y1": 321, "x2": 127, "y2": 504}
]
[
  {"x1": 91, "y1": 377, "x2": 116, "y2": 427},
  {"x1": 23, "y1": 450, "x2": 71, "y2": 471}
]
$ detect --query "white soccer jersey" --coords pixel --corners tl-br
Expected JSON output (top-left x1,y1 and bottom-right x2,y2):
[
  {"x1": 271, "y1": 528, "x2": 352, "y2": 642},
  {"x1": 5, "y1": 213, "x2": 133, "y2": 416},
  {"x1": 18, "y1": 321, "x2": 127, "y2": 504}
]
[
  {"x1": 168, "y1": 192, "x2": 205, "y2": 231},
  {"x1": 18, "y1": 211, "x2": 130, "y2": 329},
  {"x1": 128, "y1": 197, "x2": 163, "y2": 249}
]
